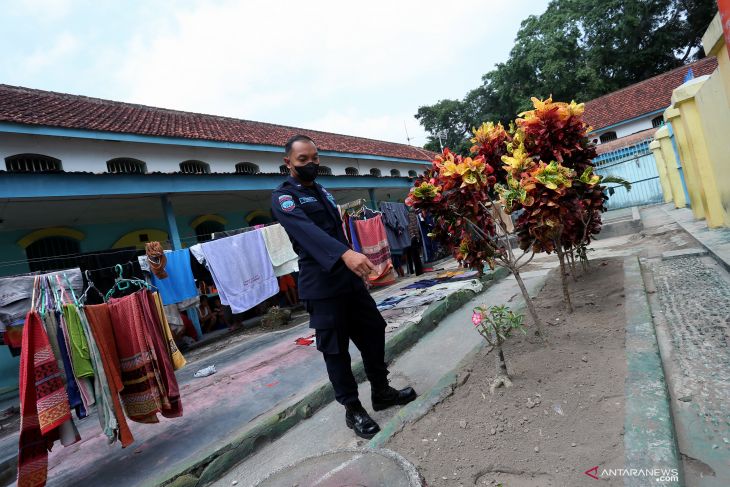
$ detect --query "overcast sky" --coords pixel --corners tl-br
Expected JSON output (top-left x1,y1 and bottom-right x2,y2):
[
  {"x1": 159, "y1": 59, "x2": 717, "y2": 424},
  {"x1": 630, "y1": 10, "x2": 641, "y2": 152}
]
[{"x1": 1, "y1": 0, "x2": 551, "y2": 146}]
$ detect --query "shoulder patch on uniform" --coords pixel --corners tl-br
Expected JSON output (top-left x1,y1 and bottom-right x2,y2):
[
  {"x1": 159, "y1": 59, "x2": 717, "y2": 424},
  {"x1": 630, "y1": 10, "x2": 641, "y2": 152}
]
[
  {"x1": 278, "y1": 194, "x2": 295, "y2": 212},
  {"x1": 321, "y1": 188, "x2": 337, "y2": 207}
]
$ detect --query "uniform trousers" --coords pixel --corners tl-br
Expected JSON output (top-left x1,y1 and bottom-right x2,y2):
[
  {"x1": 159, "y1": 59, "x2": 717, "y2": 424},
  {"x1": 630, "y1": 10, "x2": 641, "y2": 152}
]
[{"x1": 307, "y1": 286, "x2": 389, "y2": 405}]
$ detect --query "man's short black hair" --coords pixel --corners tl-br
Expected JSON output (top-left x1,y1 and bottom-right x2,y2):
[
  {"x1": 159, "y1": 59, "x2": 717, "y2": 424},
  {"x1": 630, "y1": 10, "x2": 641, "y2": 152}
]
[{"x1": 285, "y1": 134, "x2": 316, "y2": 157}]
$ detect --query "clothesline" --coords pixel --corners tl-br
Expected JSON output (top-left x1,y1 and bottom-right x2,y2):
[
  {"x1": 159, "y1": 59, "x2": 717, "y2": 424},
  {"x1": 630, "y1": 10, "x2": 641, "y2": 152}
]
[
  {"x1": 0, "y1": 223, "x2": 282, "y2": 271},
  {"x1": 0, "y1": 249, "x2": 143, "y2": 270}
]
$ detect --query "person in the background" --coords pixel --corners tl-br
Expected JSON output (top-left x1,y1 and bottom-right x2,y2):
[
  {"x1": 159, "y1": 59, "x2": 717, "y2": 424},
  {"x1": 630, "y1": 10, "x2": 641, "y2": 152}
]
[
  {"x1": 199, "y1": 295, "x2": 226, "y2": 333},
  {"x1": 278, "y1": 273, "x2": 299, "y2": 307}
]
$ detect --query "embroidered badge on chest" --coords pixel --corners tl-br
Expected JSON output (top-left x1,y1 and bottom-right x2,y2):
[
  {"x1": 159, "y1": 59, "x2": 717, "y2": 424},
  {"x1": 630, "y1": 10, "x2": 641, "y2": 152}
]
[
  {"x1": 279, "y1": 194, "x2": 295, "y2": 212},
  {"x1": 299, "y1": 196, "x2": 318, "y2": 204}
]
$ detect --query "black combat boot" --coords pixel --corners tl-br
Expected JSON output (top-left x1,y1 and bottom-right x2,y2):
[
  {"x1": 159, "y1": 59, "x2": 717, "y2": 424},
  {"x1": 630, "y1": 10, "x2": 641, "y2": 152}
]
[
  {"x1": 371, "y1": 384, "x2": 418, "y2": 411},
  {"x1": 345, "y1": 401, "x2": 380, "y2": 439}
]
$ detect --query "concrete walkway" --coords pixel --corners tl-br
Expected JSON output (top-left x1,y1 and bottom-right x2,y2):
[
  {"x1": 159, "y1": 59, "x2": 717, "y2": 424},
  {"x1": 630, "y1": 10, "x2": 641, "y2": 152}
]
[{"x1": 214, "y1": 269, "x2": 551, "y2": 487}]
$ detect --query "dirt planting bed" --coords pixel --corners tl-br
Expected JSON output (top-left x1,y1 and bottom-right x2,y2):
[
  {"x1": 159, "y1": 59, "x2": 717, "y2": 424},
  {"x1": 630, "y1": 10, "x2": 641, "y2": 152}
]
[{"x1": 387, "y1": 258, "x2": 627, "y2": 486}]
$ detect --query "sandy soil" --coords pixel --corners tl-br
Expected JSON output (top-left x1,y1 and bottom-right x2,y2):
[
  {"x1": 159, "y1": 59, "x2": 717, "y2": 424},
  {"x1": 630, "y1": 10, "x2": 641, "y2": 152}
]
[{"x1": 387, "y1": 258, "x2": 627, "y2": 487}]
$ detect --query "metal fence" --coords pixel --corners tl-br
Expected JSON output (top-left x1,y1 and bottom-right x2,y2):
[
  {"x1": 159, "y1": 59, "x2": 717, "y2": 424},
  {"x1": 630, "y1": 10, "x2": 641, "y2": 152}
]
[{"x1": 594, "y1": 138, "x2": 663, "y2": 210}]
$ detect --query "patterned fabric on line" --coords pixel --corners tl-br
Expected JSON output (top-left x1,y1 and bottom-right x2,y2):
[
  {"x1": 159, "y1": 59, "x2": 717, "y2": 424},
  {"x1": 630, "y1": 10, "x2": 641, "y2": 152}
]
[{"x1": 17, "y1": 311, "x2": 72, "y2": 487}]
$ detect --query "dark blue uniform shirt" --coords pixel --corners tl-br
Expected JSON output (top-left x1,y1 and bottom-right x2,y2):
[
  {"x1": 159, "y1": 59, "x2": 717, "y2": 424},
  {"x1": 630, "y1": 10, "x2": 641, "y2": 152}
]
[{"x1": 271, "y1": 177, "x2": 365, "y2": 300}]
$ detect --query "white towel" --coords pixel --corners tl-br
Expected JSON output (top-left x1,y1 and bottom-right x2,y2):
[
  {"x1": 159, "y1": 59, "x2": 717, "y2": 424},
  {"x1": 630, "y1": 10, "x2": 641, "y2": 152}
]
[
  {"x1": 260, "y1": 223, "x2": 299, "y2": 277},
  {"x1": 188, "y1": 244, "x2": 207, "y2": 265},
  {"x1": 200, "y1": 231, "x2": 279, "y2": 314}
]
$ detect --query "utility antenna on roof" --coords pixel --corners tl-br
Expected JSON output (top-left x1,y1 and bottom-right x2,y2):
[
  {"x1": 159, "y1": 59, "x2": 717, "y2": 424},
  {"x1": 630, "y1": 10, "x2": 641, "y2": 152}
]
[{"x1": 404, "y1": 121, "x2": 412, "y2": 145}]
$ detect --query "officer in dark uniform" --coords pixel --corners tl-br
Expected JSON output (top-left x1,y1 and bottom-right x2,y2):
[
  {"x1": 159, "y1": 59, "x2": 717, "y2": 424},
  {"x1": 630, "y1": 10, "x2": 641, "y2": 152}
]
[{"x1": 271, "y1": 134, "x2": 417, "y2": 439}]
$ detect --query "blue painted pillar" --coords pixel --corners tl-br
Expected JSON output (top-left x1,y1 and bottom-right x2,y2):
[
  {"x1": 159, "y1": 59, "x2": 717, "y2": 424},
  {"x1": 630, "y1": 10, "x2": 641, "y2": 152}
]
[
  {"x1": 368, "y1": 188, "x2": 378, "y2": 209},
  {"x1": 161, "y1": 194, "x2": 182, "y2": 249}
]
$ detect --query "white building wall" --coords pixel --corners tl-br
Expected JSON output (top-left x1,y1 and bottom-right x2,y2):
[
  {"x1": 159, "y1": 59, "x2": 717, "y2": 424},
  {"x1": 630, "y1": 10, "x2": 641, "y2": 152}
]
[
  {"x1": 592, "y1": 115, "x2": 658, "y2": 144},
  {"x1": 0, "y1": 133, "x2": 428, "y2": 176}
]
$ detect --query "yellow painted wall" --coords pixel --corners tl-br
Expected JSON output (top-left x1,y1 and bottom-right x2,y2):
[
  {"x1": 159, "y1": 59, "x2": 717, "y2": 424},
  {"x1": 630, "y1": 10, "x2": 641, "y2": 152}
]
[
  {"x1": 649, "y1": 140, "x2": 673, "y2": 203},
  {"x1": 702, "y1": 13, "x2": 730, "y2": 110},
  {"x1": 694, "y1": 12, "x2": 730, "y2": 227},
  {"x1": 693, "y1": 68, "x2": 730, "y2": 227},
  {"x1": 665, "y1": 106, "x2": 706, "y2": 219},
  {"x1": 654, "y1": 126, "x2": 686, "y2": 208},
  {"x1": 672, "y1": 78, "x2": 726, "y2": 227}
]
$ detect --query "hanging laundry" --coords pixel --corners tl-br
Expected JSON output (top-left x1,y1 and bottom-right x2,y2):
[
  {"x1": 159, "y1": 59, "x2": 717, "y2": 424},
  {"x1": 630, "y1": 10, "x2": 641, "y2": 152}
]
[
  {"x1": 352, "y1": 215, "x2": 396, "y2": 287},
  {"x1": 77, "y1": 307, "x2": 119, "y2": 444},
  {"x1": 145, "y1": 242, "x2": 168, "y2": 279},
  {"x1": 77, "y1": 249, "x2": 142, "y2": 305},
  {"x1": 260, "y1": 223, "x2": 299, "y2": 277},
  {"x1": 150, "y1": 292, "x2": 186, "y2": 370},
  {"x1": 17, "y1": 311, "x2": 72, "y2": 487},
  {"x1": 84, "y1": 303, "x2": 134, "y2": 447},
  {"x1": 348, "y1": 215, "x2": 363, "y2": 253},
  {"x1": 107, "y1": 290, "x2": 183, "y2": 423},
  {"x1": 200, "y1": 231, "x2": 279, "y2": 314},
  {"x1": 0, "y1": 269, "x2": 83, "y2": 338},
  {"x1": 43, "y1": 310, "x2": 86, "y2": 422},
  {"x1": 62, "y1": 304, "x2": 95, "y2": 379},
  {"x1": 147, "y1": 249, "x2": 198, "y2": 305},
  {"x1": 379, "y1": 202, "x2": 412, "y2": 253},
  {"x1": 58, "y1": 308, "x2": 95, "y2": 411}
]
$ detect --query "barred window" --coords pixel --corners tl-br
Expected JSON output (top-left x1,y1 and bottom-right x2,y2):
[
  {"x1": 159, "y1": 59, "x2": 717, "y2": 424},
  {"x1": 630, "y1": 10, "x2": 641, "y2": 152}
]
[
  {"x1": 599, "y1": 132, "x2": 617, "y2": 144},
  {"x1": 195, "y1": 220, "x2": 225, "y2": 243},
  {"x1": 317, "y1": 165, "x2": 332, "y2": 176},
  {"x1": 180, "y1": 160, "x2": 210, "y2": 174},
  {"x1": 408, "y1": 170, "x2": 418, "y2": 178},
  {"x1": 26, "y1": 236, "x2": 80, "y2": 273},
  {"x1": 345, "y1": 167, "x2": 359, "y2": 176},
  {"x1": 236, "y1": 162, "x2": 260, "y2": 174},
  {"x1": 107, "y1": 158, "x2": 147, "y2": 174},
  {"x1": 5, "y1": 154, "x2": 62, "y2": 173},
  {"x1": 370, "y1": 168, "x2": 382, "y2": 177},
  {"x1": 651, "y1": 116, "x2": 664, "y2": 128},
  {"x1": 279, "y1": 164, "x2": 289, "y2": 175},
  {"x1": 390, "y1": 169, "x2": 401, "y2": 177}
]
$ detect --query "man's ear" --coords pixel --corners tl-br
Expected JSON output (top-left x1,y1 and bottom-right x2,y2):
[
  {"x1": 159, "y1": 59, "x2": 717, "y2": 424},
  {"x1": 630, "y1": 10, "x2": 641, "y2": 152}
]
[{"x1": 284, "y1": 157, "x2": 291, "y2": 166}]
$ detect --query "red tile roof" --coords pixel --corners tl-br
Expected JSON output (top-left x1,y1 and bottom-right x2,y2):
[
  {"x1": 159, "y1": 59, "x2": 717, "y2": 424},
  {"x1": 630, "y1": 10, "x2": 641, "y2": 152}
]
[
  {"x1": 583, "y1": 57, "x2": 718, "y2": 131},
  {"x1": 595, "y1": 127, "x2": 658, "y2": 155},
  {"x1": 0, "y1": 85, "x2": 435, "y2": 162}
]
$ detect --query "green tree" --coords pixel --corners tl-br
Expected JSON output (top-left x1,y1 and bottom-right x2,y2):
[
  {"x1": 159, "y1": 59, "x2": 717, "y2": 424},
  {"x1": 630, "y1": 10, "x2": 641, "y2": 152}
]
[{"x1": 416, "y1": 0, "x2": 718, "y2": 151}]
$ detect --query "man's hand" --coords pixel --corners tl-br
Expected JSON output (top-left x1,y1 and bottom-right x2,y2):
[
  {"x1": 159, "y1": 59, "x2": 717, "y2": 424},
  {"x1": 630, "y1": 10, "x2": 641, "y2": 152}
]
[{"x1": 341, "y1": 249, "x2": 376, "y2": 280}]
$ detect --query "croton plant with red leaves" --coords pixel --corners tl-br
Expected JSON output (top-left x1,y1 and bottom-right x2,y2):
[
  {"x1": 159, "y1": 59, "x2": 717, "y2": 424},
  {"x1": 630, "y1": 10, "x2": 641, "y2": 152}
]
[{"x1": 405, "y1": 147, "x2": 499, "y2": 272}]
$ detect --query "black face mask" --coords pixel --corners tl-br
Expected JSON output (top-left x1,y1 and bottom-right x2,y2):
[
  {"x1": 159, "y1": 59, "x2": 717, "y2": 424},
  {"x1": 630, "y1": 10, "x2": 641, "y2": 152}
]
[{"x1": 295, "y1": 162, "x2": 318, "y2": 182}]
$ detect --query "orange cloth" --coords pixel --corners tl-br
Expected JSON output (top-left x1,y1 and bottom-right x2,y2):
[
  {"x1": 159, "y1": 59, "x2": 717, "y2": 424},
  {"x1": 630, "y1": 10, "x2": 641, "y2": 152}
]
[{"x1": 84, "y1": 304, "x2": 134, "y2": 447}]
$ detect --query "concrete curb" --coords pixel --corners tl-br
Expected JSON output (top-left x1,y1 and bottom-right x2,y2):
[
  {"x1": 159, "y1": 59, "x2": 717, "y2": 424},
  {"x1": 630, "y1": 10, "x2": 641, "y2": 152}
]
[
  {"x1": 159, "y1": 267, "x2": 510, "y2": 487},
  {"x1": 623, "y1": 256, "x2": 683, "y2": 486}
]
